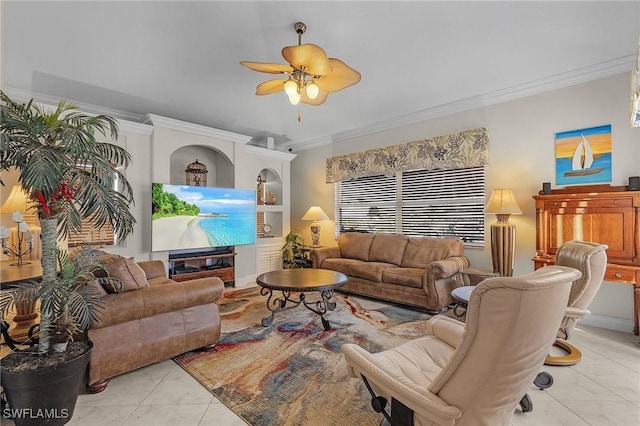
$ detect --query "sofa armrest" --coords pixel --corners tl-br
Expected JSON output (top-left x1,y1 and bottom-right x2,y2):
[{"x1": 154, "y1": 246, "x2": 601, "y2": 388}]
[
  {"x1": 310, "y1": 246, "x2": 342, "y2": 268},
  {"x1": 183, "y1": 276, "x2": 225, "y2": 304},
  {"x1": 427, "y1": 256, "x2": 469, "y2": 279},
  {"x1": 137, "y1": 260, "x2": 167, "y2": 280},
  {"x1": 424, "y1": 256, "x2": 469, "y2": 313}
]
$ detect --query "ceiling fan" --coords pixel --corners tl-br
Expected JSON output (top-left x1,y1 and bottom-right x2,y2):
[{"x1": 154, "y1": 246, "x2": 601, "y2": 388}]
[{"x1": 240, "y1": 22, "x2": 361, "y2": 106}]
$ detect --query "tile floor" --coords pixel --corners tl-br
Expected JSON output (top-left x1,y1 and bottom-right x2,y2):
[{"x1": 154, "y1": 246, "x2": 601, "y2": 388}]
[{"x1": 1, "y1": 324, "x2": 638, "y2": 426}]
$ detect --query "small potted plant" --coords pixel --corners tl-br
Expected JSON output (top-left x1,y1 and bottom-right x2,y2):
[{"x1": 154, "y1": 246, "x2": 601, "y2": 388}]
[
  {"x1": 0, "y1": 91, "x2": 136, "y2": 425},
  {"x1": 281, "y1": 229, "x2": 310, "y2": 268}
]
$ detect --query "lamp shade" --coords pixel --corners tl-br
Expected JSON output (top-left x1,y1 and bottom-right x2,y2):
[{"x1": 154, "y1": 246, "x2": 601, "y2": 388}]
[
  {"x1": 301, "y1": 206, "x2": 329, "y2": 222},
  {"x1": 485, "y1": 189, "x2": 522, "y2": 215},
  {"x1": 1, "y1": 185, "x2": 35, "y2": 216}
]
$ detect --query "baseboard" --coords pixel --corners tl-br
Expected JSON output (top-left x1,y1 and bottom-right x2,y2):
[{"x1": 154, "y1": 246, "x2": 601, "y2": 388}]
[
  {"x1": 234, "y1": 274, "x2": 259, "y2": 288},
  {"x1": 579, "y1": 314, "x2": 635, "y2": 334}
]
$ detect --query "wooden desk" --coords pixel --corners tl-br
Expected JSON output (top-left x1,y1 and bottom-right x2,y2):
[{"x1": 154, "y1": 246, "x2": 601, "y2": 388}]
[
  {"x1": 0, "y1": 260, "x2": 42, "y2": 340},
  {"x1": 533, "y1": 184, "x2": 640, "y2": 342}
]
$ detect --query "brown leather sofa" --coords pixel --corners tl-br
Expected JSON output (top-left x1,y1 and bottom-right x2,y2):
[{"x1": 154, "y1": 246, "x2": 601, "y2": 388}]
[
  {"x1": 85, "y1": 256, "x2": 224, "y2": 393},
  {"x1": 310, "y1": 232, "x2": 469, "y2": 313}
]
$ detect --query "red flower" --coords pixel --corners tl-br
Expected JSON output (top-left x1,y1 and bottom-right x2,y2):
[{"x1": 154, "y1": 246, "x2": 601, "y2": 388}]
[{"x1": 33, "y1": 191, "x2": 51, "y2": 214}]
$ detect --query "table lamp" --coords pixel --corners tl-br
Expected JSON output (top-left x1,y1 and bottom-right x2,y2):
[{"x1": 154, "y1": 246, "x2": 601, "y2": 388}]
[
  {"x1": 301, "y1": 206, "x2": 329, "y2": 246},
  {"x1": 1, "y1": 185, "x2": 41, "y2": 265},
  {"x1": 485, "y1": 188, "x2": 522, "y2": 276}
]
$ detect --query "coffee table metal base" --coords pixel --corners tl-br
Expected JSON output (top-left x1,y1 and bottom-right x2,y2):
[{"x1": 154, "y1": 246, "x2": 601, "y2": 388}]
[{"x1": 260, "y1": 287, "x2": 337, "y2": 331}]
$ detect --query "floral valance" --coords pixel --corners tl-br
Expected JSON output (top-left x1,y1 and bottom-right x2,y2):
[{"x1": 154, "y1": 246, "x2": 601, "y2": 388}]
[{"x1": 326, "y1": 127, "x2": 490, "y2": 183}]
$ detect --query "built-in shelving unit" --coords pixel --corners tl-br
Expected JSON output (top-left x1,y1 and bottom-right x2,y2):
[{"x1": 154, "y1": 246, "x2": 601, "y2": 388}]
[
  {"x1": 257, "y1": 168, "x2": 284, "y2": 240},
  {"x1": 148, "y1": 114, "x2": 295, "y2": 286}
]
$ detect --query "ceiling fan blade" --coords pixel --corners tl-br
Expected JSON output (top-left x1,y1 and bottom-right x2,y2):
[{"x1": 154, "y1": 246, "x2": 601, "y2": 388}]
[
  {"x1": 281, "y1": 44, "x2": 332, "y2": 76},
  {"x1": 300, "y1": 89, "x2": 329, "y2": 106},
  {"x1": 315, "y1": 58, "x2": 361, "y2": 92},
  {"x1": 240, "y1": 61, "x2": 293, "y2": 74},
  {"x1": 256, "y1": 79, "x2": 287, "y2": 95}
]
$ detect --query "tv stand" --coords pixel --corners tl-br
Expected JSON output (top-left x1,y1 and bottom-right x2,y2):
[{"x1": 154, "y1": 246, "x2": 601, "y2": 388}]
[{"x1": 168, "y1": 247, "x2": 236, "y2": 285}]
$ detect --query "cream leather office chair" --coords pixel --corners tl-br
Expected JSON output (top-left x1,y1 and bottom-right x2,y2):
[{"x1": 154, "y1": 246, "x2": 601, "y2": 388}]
[
  {"x1": 545, "y1": 240, "x2": 607, "y2": 366},
  {"x1": 342, "y1": 266, "x2": 580, "y2": 426}
]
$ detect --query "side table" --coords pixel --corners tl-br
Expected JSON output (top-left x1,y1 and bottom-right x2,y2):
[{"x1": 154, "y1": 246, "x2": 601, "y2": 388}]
[
  {"x1": 451, "y1": 268, "x2": 501, "y2": 319},
  {"x1": 461, "y1": 268, "x2": 500, "y2": 286}
]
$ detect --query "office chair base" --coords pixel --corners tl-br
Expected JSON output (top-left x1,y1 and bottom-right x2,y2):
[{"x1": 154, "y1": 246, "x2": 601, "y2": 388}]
[{"x1": 545, "y1": 338, "x2": 582, "y2": 366}]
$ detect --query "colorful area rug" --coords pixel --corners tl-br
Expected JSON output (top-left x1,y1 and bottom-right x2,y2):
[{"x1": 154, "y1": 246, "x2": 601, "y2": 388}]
[{"x1": 174, "y1": 286, "x2": 432, "y2": 426}]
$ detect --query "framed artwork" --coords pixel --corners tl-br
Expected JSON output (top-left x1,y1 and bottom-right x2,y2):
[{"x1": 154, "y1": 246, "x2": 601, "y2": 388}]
[{"x1": 555, "y1": 124, "x2": 612, "y2": 185}]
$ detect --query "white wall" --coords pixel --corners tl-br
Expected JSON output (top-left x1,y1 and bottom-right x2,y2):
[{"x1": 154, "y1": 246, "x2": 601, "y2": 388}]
[{"x1": 291, "y1": 73, "x2": 640, "y2": 333}]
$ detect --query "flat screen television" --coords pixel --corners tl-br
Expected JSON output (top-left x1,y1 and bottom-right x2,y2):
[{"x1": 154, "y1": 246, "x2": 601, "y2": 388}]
[{"x1": 151, "y1": 183, "x2": 256, "y2": 252}]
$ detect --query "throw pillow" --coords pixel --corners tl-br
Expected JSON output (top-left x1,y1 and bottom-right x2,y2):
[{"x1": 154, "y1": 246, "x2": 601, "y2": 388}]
[{"x1": 98, "y1": 254, "x2": 149, "y2": 293}]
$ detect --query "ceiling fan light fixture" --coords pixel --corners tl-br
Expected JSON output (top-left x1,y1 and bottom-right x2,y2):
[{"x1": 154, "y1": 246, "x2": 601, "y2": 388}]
[
  {"x1": 284, "y1": 78, "x2": 298, "y2": 96},
  {"x1": 306, "y1": 81, "x2": 319, "y2": 99},
  {"x1": 241, "y1": 21, "x2": 360, "y2": 107},
  {"x1": 288, "y1": 91, "x2": 301, "y2": 105}
]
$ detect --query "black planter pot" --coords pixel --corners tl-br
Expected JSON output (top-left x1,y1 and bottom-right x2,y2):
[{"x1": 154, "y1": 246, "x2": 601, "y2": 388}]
[{"x1": 1, "y1": 341, "x2": 92, "y2": 426}]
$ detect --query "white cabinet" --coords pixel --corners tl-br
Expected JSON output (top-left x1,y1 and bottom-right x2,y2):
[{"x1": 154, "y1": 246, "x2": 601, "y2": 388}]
[{"x1": 256, "y1": 242, "x2": 283, "y2": 273}]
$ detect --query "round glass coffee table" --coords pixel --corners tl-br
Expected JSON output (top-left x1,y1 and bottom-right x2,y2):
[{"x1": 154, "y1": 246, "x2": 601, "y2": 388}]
[{"x1": 256, "y1": 268, "x2": 348, "y2": 330}]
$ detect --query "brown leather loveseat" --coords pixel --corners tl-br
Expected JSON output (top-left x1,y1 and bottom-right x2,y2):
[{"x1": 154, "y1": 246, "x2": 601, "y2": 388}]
[
  {"x1": 311, "y1": 232, "x2": 469, "y2": 313},
  {"x1": 85, "y1": 256, "x2": 224, "y2": 393}
]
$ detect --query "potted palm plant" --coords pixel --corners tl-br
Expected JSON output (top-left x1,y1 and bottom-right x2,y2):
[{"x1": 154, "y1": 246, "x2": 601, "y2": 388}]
[{"x1": 0, "y1": 91, "x2": 136, "y2": 425}]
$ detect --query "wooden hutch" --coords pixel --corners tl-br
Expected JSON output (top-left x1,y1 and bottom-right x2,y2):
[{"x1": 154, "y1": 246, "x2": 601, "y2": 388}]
[{"x1": 532, "y1": 184, "x2": 640, "y2": 341}]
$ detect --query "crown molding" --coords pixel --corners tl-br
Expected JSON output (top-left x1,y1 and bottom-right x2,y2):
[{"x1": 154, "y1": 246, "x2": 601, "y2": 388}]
[
  {"x1": 4, "y1": 87, "x2": 153, "y2": 135},
  {"x1": 280, "y1": 136, "x2": 334, "y2": 152},
  {"x1": 245, "y1": 145, "x2": 297, "y2": 162},
  {"x1": 6, "y1": 55, "x2": 633, "y2": 152},
  {"x1": 287, "y1": 56, "x2": 634, "y2": 150},
  {"x1": 143, "y1": 114, "x2": 252, "y2": 144},
  {"x1": 5, "y1": 87, "x2": 146, "y2": 122}
]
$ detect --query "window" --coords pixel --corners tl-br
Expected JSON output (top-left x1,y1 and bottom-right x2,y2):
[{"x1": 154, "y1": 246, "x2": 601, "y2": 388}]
[
  {"x1": 67, "y1": 162, "x2": 120, "y2": 248},
  {"x1": 334, "y1": 167, "x2": 485, "y2": 246}
]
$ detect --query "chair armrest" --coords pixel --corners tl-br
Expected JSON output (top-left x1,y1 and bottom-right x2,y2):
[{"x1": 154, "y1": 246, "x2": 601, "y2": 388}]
[
  {"x1": 425, "y1": 315, "x2": 466, "y2": 349},
  {"x1": 563, "y1": 306, "x2": 590, "y2": 320},
  {"x1": 310, "y1": 246, "x2": 342, "y2": 268},
  {"x1": 342, "y1": 343, "x2": 462, "y2": 426}
]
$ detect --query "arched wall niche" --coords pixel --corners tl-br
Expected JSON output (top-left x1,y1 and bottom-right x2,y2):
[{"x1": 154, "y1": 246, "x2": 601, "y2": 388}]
[
  {"x1": 169, "y1": 145, "x2": 234, "y2": 187},
  {"x1": 257, "y1": 167, "x2": 282, "y2": 206}
]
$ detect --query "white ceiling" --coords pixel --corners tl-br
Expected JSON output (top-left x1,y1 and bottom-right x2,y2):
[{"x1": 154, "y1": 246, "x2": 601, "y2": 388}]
[{"x1": 3, "y1": 1, "x2": 639, "y2": 151}]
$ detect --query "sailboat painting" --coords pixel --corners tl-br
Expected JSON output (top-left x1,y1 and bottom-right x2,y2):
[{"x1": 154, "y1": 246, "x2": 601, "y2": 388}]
[{"x1": 555, "y1": 125, "x2": 612, "y2": 185}]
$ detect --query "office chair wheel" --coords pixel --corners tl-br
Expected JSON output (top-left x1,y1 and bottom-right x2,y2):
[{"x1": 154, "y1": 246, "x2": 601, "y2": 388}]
[
  {"x1": 534, "y1": 372, "x2": 553, "y2": 389},
  {"x1": 519, "y1": 393, "x2": 533, "y2": 413}
]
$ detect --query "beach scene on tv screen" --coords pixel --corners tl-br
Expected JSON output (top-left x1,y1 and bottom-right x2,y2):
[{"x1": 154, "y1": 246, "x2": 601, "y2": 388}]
[{"x1": 152, "y1": 184, "x2": 256, "y2": 251}]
